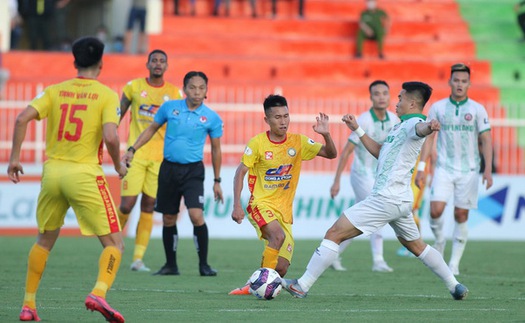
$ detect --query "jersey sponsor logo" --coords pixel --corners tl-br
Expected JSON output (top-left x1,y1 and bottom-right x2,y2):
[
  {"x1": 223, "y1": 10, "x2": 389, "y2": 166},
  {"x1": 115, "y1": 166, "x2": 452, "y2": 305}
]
[
  {"x1": 287, "y1": 148, "x2": 296, "y2": 157},
  {"x1": 441, "y1": 124, "x2": 475, "y2": 132},
  {"x1": 138, "y1": 104, "x2": 159, "y2": 118},
  {"x1": 163, "y1": 95, "x2": 170, "y2": 102},
  {"x1": 307, "y1": 138, "x2": 315, "y2": 145},
  {"x1": 140, "y1": 90, "x2": 147, "y2": 98},
  {"x1": 200, "y1": 116, "x2": 208, "y2": 123},
  {"x1": 484, "y1": 118, "x2": 489, "y2": 124},
  {"x1": 244, "y1": 147, "x2": 253, "y2": 156},
  {"x1": 265, "y1": 164, "x2": 292, "y2": 181},
  {"x1": 36, "y1": 91, "x2": 45, "y2": 99},
  {"x1": 116, "y1": 107, "x2": 121, "y2": 117},
  {"x1": 464, "y1": 113, "x2": 473, "y2": 121},
  {"x1": 265, "y1": 151, "x2": 273, "y2": 160}
]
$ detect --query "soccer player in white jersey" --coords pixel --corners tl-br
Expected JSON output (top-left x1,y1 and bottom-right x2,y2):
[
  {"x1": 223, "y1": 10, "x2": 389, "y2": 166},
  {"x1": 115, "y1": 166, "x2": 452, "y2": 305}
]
[
  {"x1": 330, "y1": 80, "x2": 399, "y2": 272},
  {"x1": 282, "y1": 81, "x2": 469, "y2": 301},
  {"x1": 415, "y1": 63, "x2": 493, "y2": 275}
]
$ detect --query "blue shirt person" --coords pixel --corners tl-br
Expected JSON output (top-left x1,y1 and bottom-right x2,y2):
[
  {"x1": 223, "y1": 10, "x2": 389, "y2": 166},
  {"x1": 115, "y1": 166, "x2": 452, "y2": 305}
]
[{"x1": 123, "y1": 71, "x2": 224, "y2": 277}]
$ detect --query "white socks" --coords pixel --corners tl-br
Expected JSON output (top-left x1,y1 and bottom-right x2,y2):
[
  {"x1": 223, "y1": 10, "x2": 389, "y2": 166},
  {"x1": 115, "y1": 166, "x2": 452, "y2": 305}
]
[
  {"x1": 418, "y1": 245, "x2": 459, "y2": 292},
  {"x1": 298, "y1": 239, "x2": 339, "y2": 292},
  {"x1": 429, "y1": 216, "x2": 445, "y2": 244},
  {"x1": 449, "y1": 222, "x2": 468, "y2": 268}
]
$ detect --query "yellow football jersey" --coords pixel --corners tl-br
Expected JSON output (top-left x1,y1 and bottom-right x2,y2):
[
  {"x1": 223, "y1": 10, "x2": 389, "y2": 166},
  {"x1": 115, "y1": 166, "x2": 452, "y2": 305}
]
[
  {"x1": 30, "y1": 77, "x2": 120, "y2": 165},
  {"x1": 122, "y1": 78, "x2": 182, "y2": 161},
  {"x1": 242, "y1": 132, "x2": 322, "y2": 224}
]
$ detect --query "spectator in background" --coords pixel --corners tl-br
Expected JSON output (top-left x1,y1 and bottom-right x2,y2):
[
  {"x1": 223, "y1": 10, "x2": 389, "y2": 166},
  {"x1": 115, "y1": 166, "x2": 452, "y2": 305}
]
[
  {"x1": 18, "y1": 0, "x2": 55, "y2": 50},
  {"x1": 514, "y1": 1, "x2": 525, "y2": 42},
  {"x1": 124, "y1": 0, "x2": 148, "y2": 54},
  {"x1": 54, "y1": 0, "x2": 71, "y2": 51},
  {"x1": 355, "y1": 0, "x2": 390, "y2": 59},
  {"x1": 9, "y1": 0, "x2": 23, "y2": 49}
]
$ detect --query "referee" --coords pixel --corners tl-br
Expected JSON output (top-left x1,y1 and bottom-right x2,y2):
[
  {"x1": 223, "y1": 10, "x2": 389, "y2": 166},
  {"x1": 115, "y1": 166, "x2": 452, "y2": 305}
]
[{"x1": 124, "y1": 71, "x2": 224, "y2": 276}]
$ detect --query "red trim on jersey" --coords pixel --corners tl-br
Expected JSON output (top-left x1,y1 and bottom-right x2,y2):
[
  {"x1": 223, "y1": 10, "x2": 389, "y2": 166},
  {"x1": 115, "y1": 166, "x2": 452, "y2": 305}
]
[
  {"x1": 145, "y1": 77, "x2": 165, "y2": 88},
  {"x1": 97, "y1": 141, "x2": 103, "y2": 165},
  {"x1": 266, "y1": 131, "x2": 287, "y2": 144},
  {"x1": 250, "y1": 205, "x2": 268, "y2": 228},
  {"x1": 96, "y1": 176, "x2": 119, "y2": 233}
]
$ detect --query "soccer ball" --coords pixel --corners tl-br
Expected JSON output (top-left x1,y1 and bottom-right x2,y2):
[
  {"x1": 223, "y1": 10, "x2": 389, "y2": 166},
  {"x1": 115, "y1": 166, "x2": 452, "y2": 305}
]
[{"x1": 248, "y1": 267, "x2": 282, "y2": 300}]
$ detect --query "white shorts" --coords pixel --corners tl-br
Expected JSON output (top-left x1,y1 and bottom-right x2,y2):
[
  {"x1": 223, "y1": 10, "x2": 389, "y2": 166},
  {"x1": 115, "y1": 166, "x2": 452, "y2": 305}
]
[
  {"x1": 343, "y1": 194, "x2": 420, "y2": 241},
  {"x1": 350, "y1": 174, "x2": 374, "y2": 203},
  {"x1": 430, "y1": 167, "x2": 479, "y2": 209}
]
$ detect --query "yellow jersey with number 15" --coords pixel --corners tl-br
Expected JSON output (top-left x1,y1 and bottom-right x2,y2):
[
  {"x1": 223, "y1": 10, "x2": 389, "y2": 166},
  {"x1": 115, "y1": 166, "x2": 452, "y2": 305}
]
[
  {"x1": 242, "y1": 131, "x2": 322, "y2": 224},
  {"x1": 29, "y1": 77, "x2": 121, "y2": 165},
  {"x1": 122, "y1": 78, "x2": 182, "y2": 162}
]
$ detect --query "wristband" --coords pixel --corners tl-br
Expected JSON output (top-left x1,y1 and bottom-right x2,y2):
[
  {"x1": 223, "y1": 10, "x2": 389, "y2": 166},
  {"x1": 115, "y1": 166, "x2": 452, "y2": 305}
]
[
  {"x1": 214, "y1": 178, "x2": 221, "y2": 183},
  {"x1": 417, "y1": 161, "x2": 426, "y2": 171},
  {"x1": 127, "y1": 146, "x2": 136, "y2": 154},
  {"x1": 354, "y1": 127, "x2": 365, "y2": 138}
]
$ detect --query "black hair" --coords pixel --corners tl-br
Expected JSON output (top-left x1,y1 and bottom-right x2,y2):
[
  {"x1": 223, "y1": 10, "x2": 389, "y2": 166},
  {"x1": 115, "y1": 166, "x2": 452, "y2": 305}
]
[
  {"x1": 263, "y1": 94, "x2": 288, "y2": 114},
  {"x1": 72, "y1": 37, "x2": 104, "y2": 68},
  {"x1": 450, "y1": 63, "x2": 471, "y2": 77},
  {"x1": 183, "y1": 71, "x2": 208, "y2": 87},
  {"x1": 369, "y1": 80, "x2": 389, "y2": 93},
  {"x1": 148, "y1": 49, "x2": 168, "y2": 63},
  {"x1": 402, "y1": 81, "x2": 433, "y2": 108}
]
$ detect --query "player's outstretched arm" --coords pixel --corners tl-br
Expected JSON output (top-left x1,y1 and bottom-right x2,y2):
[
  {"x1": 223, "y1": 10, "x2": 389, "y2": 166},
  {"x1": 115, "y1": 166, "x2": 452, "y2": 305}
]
[
  {"x1": 330, "y1": 141, "x2": 355, "y2": 199},
  {"x1": 122, "y1": 121, "x2": 162, "y2": 166},
  {"x1": 342, "y1": 114, "x2": 381, "y2": 159},
  {"x1": 313, "y1": 112, "x2": 337, "y2": 159}
]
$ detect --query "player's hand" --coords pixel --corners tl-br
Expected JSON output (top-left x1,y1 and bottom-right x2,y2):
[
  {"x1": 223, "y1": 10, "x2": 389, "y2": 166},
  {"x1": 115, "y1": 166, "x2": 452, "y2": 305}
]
[
  {"x1": 330, "y1": 182, "x2": 340, "y2": 199},
  {"x1": 231, "y1": 205, "x2": 245, "y2": 224},
  {"x1": 122, "y1": 151, "x2": 134, "y2": 168},
  {"x1": 414, "y1": 171, "x2": 426, "y2": 189},
  {"x1": 482, "y1": 171, "x2": 493, "y2": 190},
  {"x1": 312, "y1": 113, "x2": 330, "y2": 135},
  {"x1": 116, "y1": 162, "x2": 128, "y2": 179},
  {"x1": 428, "y1": 119, "x2": 440, "y2": 132},
  {"x1": 7, "y1": 162, "x2": 24, "y2": 183},
  {"x1": 342, "y1": 114, "x2": 359, "y2": 131},
  {"x1": 213, "y1": 182, "x2": 224, "y2": 203}
]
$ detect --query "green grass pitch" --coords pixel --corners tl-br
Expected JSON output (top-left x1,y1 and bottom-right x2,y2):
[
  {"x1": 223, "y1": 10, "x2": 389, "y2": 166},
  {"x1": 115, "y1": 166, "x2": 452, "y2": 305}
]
[{"x1": 1, "y1": 237, "x2": 524, "y2": 322}]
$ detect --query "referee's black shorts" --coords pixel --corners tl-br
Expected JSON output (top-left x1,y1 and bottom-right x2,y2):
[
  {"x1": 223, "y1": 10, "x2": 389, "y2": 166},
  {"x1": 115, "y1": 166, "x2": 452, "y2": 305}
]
[{"x1": 155, "y1": 160, "x2": 205, "y2": 215}]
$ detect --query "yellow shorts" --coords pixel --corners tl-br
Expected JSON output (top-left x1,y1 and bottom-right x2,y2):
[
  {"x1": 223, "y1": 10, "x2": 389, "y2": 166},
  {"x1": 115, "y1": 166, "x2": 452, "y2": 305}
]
[
  {"x1": 121, "y1": 157, "x2": 160, "y2": 197},
  {"x1": 36, "y1": 160, "x2": 120, "y2": 236},
  {"x1": 248, "y1": 204, "x2": 295, "y2": 263}
]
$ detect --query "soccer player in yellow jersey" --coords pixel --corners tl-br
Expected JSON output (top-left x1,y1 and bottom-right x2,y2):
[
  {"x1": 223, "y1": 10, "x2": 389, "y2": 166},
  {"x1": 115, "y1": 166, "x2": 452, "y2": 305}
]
[
  {"x1": 229, "y1": 94, "x2": 337, "y2": 295},
  {"x1": 117, "y1": 49, "x2": 182, "y2": 272},
  {"x1": 7, "y1": 37, "x2": 127, "y2": 323}
]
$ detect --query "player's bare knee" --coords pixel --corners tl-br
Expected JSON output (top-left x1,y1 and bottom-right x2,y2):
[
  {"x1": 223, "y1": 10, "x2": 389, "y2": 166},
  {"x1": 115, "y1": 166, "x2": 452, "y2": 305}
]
[{"x1": 162, "y1": 214, "x2": 177, "y2": 226}]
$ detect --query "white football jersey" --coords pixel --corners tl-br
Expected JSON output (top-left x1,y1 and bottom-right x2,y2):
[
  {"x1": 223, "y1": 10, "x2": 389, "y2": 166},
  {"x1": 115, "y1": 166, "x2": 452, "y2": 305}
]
[
  {"x1": 428, "y1": 97, "x2": 490, "y2": 173},
  {"x1": 372, "y1": 114, "x2": 427, "y2": 202},
  {"x1": 349, "y1": 109, "x2": 400, "y2": 182}
]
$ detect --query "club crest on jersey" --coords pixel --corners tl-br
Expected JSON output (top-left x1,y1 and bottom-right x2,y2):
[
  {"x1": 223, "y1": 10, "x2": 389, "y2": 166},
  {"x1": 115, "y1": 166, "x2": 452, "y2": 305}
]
[
  {"x1": 200, "y1": 116, "x2": 207, "y2": 123},
  {"x1": 464, "y1": 113, "x2": 473, "y2": 121},
  {"x1": 265, "y1": 151, "x2": 273, "y2": 160},
  {"x1": 172, "y1": 109, "x2": 180, "y2": 116},
  {"x1": 140, "y1": 90, "x2": 147, "y2": 98},
  {"x1": 287, "y1": 148, "x2": 296, "y2": 157}
]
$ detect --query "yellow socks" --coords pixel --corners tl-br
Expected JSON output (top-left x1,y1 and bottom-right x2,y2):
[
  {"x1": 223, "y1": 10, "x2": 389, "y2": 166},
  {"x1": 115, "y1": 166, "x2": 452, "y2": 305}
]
[
  {"x1": 117, "y1": 209, "x2": 130, "y2": 229},
  {"x1": 133, "y1": 212, "x2": 153, "y2": 261},
  {"x1": 261, "y1": 247, "x2": 279, "y2": 269},
  {"x1": 23, "y1": 243, "x2": 49, "y2": 309},
  {"x1": 91, "y1": 246, "x2": 121, "y2": 298}
]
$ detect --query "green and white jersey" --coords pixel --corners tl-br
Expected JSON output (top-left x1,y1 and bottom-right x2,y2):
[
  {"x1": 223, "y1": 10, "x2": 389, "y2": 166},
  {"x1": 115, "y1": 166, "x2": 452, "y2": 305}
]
[
  {"x1": 428, "y1": 97, "x2": 490, "y2": 173},
  {"x1": 349, "y1": 108, "x2": 400, "y2": 180},
  {"x1": 371, "y1": 114, "x2": 427, "y2": 202}
]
